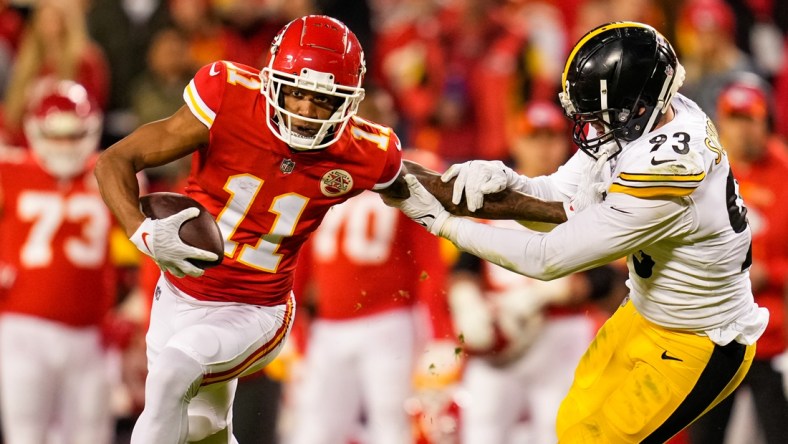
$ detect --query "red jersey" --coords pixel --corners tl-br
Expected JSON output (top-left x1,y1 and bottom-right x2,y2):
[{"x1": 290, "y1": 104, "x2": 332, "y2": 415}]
[
  {"x1": 0, "y1": 147, "x2": 115, "y2": 327},
  {"x1": 732, "y1": 138, "x2": 788, "y2": 358},
  {"x1": 298, "y1": 189, "x2": 453, "y2": 339},
  {"x1": 175, "y1": 61, "x2": 403, "y2": 307}
]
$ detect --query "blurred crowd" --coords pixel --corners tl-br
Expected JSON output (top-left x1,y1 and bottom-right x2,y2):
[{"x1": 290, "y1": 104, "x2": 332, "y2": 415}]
[{"x1": 0, "y1": 0, "x2": 786, "y2": 443}]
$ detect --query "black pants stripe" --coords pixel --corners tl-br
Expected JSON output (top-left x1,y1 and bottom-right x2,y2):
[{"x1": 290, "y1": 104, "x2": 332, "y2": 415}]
[{"x1": 642, "y1": 340, "x2": 748, "y2": 444}]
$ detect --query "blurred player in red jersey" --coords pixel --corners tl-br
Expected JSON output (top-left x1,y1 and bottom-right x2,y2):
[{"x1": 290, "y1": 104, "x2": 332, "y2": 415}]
[
  {"x1": 448, "y1": 101, "x2": 602, "y2": 444},
  {"x1": 689, "y1": 75, "x2": 788, "y2": 444},
  {"x1": 0, "y1": 79, "x2": 116, "y2": 443},
  {"x1": 288, "y1": 148, "x2": 456, "y2": 444},
  {"x1": 95, "y1": 15, "x2": 407, "y2": 444}
]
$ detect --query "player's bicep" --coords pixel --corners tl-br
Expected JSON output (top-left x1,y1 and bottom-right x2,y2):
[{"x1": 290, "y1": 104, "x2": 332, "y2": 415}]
[{"x1": 118, "y1": 105, "x2": 207, "y2": 171}]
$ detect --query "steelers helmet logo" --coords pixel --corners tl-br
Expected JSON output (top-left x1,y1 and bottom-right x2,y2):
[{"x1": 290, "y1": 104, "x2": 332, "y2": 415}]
[{"x1": 320, "y1": 169, "x2": 353, "y2": 196}]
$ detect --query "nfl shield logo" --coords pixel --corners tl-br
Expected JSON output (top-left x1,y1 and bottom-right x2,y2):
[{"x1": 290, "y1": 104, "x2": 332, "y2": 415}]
[{"x1": 280, "y1": 159, "x2": 295, "y2": 174}]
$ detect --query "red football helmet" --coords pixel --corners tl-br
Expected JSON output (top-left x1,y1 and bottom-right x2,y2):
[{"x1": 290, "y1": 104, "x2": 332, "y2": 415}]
[
  {"x1": 260, "y1": 15, "x2": 366, "y2": 150},
  {"x1": 23, "y1": 79, "x2": 102, "y2": 179}
]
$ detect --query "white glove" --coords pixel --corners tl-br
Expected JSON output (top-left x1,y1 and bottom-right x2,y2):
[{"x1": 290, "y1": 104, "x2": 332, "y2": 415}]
[
  {"x1": 564, "y1": 150, "x2": 610, "y2": 218},
  {"x1": 441, "y1": 160, "x2": 524, "y2": 212},
  {"x1": 772, "y1": 350, "x2": 788, "y2": 400},
  {"x1": 393, "y1": 174, "x2": 452, "y2": 235},
  {"x1": 129, "y1": 208, "x2": 219, "y2": 278}
]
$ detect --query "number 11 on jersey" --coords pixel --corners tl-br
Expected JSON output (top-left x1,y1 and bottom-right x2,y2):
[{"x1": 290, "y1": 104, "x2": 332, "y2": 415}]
[{"x1": 216, "y1": 174, "x2": 308, "y2": 272}]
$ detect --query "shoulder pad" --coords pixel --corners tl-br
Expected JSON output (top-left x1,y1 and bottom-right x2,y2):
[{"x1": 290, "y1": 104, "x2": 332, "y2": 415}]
[
  {"x1": 346, "y1": 116, "x2": 404, "y2": 190},
  {"x1": 610, "y1": 139, "x2": 706, "y2": 199},
  {"x1": 349, "y1": 115, "x2": 400, "y2": 152},
  {"x1": 184, "y1": 61, "x2": 262, "y2": 128}
]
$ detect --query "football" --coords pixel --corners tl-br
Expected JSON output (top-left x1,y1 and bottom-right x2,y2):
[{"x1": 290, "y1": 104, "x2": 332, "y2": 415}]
[{"x1": 139, "y1": 192, "x2": 224, "y2": 269}]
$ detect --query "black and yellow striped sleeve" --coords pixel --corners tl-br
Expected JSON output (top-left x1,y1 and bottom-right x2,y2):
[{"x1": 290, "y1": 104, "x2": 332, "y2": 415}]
[{"x1": 608, "y1": 170, "x2": 705, "y2": 198}]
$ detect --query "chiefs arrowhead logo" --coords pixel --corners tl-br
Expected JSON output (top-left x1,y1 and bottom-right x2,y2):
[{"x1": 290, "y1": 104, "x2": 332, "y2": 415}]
[{"x1": 320, "y1": 169, "x2": 353, "y2": 197}]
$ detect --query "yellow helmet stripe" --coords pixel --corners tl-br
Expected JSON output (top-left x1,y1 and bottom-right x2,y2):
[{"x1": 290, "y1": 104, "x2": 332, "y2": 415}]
[{"x1": 561, "y1": 21, "x2": 655, "y2": 94}]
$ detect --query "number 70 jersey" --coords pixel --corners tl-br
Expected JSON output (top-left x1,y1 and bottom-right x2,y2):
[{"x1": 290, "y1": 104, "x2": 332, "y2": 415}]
[{"x1": 173, "y1": 61, "x2": 403, "y2": 307}]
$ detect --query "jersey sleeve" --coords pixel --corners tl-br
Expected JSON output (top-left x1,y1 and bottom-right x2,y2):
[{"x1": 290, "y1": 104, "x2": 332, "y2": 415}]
[
  {"x1": 372, "y1": 130, "x2": 404, "y2": 190},
  {"x1": 609, "y1": 141, "x2": 707, "y2": 199},
  {"x1": 525, "y1": 150, "x2": 593, "y2": 202},
  {"x1": 183, "y1": 61, "x2": 229, "y2": 129}
]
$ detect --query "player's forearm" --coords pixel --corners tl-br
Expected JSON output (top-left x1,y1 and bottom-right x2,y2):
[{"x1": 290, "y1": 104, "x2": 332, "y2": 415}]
[
  {"x1": 403, "y1": 159, "x2": 567, "y2": 224},
  {"x1": 94, "y1": 146, "x2": 146, "y2": 237},
  {"x1": 96, "y1": 108, "x2": 206, "y2": 237}
]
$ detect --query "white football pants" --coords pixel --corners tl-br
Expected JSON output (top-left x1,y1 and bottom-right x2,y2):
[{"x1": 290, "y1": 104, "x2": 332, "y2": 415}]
[
  {"x1": 131, "y1": 275, "x2": 294, "y2": 444},
  {"x1": 0, "y1": 313, "x2": 113, "y2": 444},
  {"x1": 461, "y1": 315, "x2": 596, "y2": 444},
  {"x1": 288, "y1": 308, "x2": 416, "y2": 444}
]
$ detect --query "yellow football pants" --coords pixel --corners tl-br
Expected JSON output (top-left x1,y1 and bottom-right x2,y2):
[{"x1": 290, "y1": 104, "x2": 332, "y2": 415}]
[{"x1": 556, "y1": 300, "x2": 755, "y2": 443}]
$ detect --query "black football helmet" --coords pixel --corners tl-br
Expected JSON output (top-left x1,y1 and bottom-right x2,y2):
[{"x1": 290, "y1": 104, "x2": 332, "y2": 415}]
[{"x1": 559, "y1": 22, "x2": 685, "y2": 159}]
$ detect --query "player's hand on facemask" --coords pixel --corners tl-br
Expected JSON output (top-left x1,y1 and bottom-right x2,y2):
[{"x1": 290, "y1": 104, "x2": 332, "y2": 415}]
[
  {"x1": 441, "y1": 160, "x2": 525, "y2": 212},
  {"x1": 129, "y1": 208, "x2": 218, "y2": 278},
  {"x1": 564, "y1": 151, "x2": 610, "y2": 218},
  {"x1": 389, "y1": 174, "x2": 452, "y2": 235}
]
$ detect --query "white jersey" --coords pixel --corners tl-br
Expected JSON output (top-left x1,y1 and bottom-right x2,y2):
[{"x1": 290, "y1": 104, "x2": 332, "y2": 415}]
[{"x1": 445, "y1": 94, "x2": 768, "y2": 345}]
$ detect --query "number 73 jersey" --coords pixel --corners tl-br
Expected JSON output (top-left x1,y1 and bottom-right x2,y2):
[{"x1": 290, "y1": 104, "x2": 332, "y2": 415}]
[
  {"x1": 0, "y1": 149, "x2": 114, "y2": 327},
  {"x1": 174, "y1": 61, "x2": 403, "y2": 307}
]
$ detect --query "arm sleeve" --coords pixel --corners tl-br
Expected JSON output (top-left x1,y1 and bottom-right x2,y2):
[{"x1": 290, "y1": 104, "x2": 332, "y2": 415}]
[
  {"x1": 522, "y1": 150, "x2": 592, "y2": 202},
  {"x1": 441, "y1": 192, "x2": 693, "y2": 280}
]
